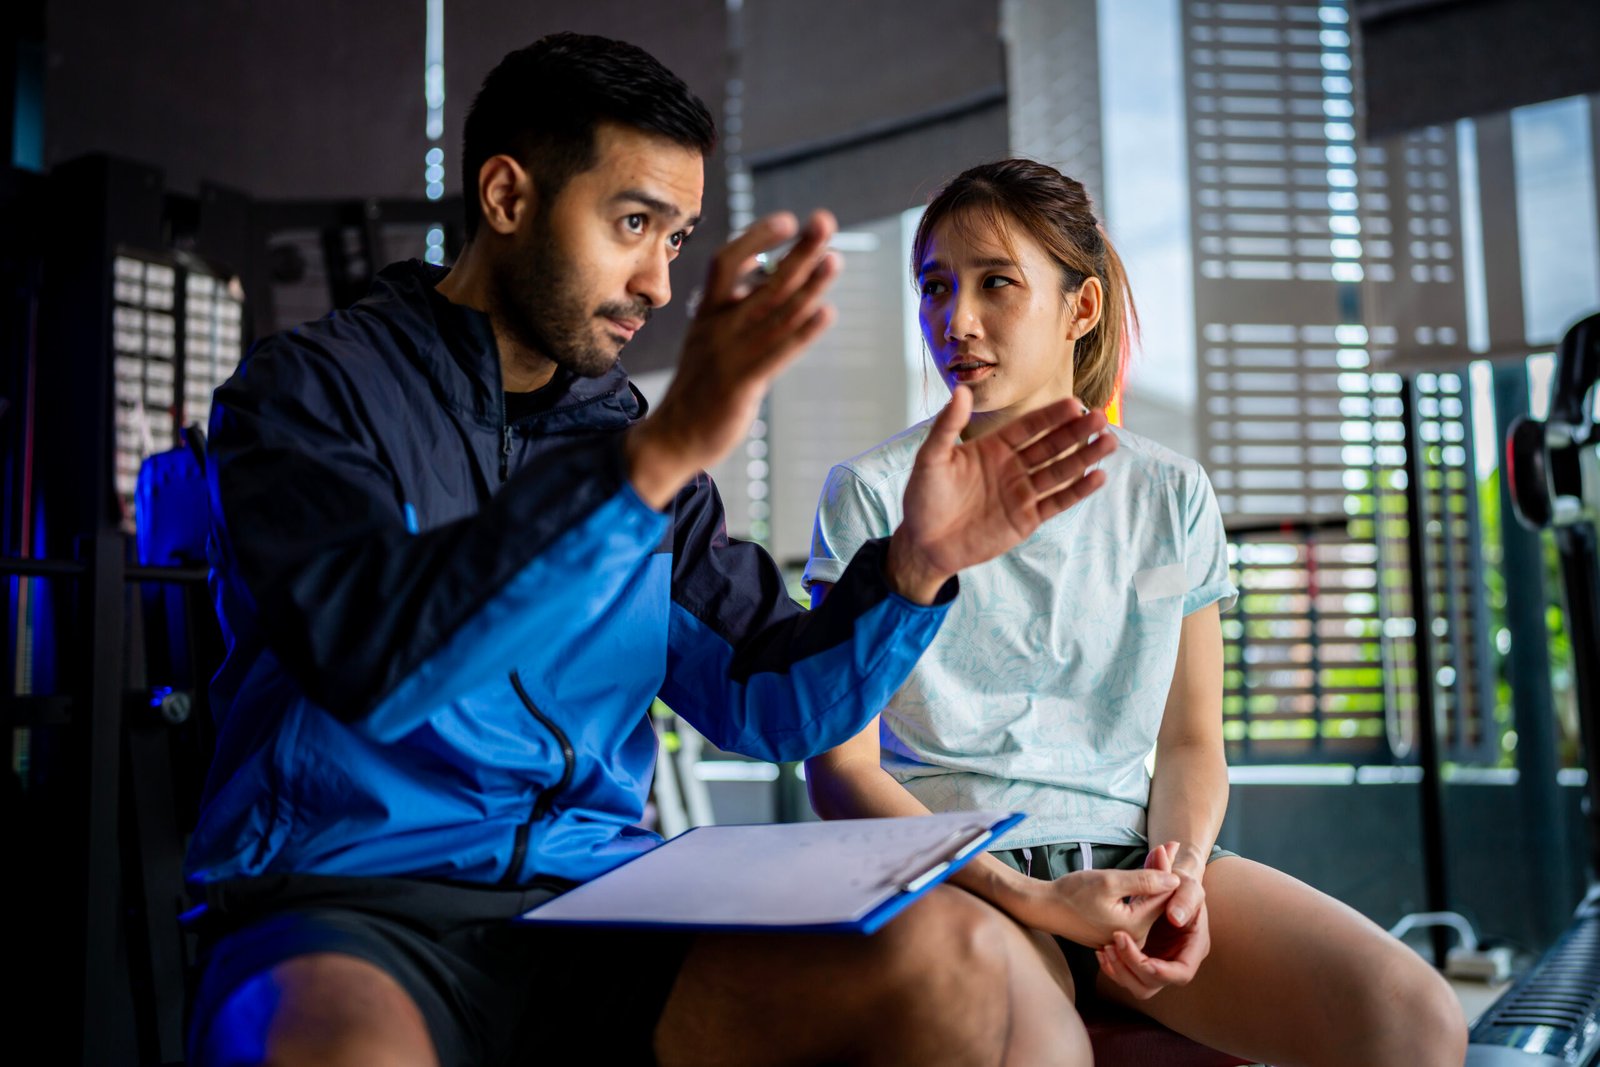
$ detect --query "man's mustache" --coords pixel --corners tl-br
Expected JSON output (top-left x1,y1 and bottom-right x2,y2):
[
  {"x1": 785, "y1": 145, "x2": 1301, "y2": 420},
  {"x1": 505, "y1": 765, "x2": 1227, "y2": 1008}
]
[{"x1": 597, "y1": 301, "x2": 653, "y2": 324}]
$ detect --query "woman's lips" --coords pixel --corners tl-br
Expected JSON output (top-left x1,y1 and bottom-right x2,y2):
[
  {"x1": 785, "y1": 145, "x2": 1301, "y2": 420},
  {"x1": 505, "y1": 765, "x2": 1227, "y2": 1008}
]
[{"x1": 948, "y1": 360, "x2": 995, "y2": 384}]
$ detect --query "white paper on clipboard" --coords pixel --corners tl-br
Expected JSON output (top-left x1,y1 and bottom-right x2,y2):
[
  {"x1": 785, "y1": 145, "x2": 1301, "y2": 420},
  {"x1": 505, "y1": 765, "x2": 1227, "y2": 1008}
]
[{"x1": 518, "y1": 810, "x2": 1023, "y2": 933}]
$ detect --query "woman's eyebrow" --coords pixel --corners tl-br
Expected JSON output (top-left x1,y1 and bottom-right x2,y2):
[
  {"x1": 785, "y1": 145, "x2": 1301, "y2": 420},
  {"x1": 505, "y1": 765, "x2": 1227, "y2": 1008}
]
[{"x1": 919, "y1": 255, "x2": 1018, "y2": 276}]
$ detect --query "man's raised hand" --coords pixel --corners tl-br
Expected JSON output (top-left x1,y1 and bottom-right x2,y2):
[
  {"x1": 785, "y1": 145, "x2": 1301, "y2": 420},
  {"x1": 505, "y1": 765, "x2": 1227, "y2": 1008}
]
[
  {"x1": 885, "y1": 387, "x2": 1118, "y2": 603},
  {"x1": 626, "y1": 210, "x2": 840, "y2": 509}
]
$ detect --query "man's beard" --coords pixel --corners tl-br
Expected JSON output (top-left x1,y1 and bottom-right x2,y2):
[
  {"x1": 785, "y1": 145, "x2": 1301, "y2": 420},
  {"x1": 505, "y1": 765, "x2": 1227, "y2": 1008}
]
[{"x1": 492, "y1": 221, "x2": 650, "y2": 380}]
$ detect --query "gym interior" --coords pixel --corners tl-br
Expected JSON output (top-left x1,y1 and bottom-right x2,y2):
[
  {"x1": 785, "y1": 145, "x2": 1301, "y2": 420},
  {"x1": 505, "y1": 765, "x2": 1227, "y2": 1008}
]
[{"x1": 4, "y1": 2, "x2": 1600, "y2": 1064}]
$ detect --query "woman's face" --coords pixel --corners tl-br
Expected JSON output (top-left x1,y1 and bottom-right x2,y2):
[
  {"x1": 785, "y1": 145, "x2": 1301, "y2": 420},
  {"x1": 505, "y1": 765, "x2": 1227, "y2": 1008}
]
[{"x1": 916, "y1": 210, "x2": 1088, "y2": 425}]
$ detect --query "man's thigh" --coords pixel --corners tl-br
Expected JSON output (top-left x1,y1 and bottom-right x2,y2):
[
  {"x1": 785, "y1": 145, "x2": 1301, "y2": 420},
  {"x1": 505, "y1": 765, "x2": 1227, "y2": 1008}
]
[
  {"x1": 189, "y1": 908, "x2": 461, "y2": 1067},
  {"x1": 654, "y1": 884, "x2": 1085, "y2": 1067},
  {"x1": 189, "y1": 881, "x2": 692, "y2": 1067},
  {"x1": 194, "y1": 950, "x2": 438, "y2": 1067}
]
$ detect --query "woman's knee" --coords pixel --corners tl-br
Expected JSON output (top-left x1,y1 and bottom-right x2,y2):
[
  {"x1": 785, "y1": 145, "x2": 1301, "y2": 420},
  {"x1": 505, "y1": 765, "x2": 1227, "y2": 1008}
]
[{"x1": 1358, "y1": 948, "x2": 1467, "y2": 1067}]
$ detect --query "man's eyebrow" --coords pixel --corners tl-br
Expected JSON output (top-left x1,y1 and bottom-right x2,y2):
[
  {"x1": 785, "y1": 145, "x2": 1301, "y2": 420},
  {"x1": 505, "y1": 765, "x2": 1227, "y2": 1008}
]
[{"x1": 615, "y1": 190, "x2": 701, "y2": 229}]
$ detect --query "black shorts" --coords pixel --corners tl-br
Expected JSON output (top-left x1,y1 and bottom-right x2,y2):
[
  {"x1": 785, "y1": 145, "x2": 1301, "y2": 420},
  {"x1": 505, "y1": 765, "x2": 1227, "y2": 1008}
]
[{"x1": 187, "y1": 874, "x2": 692, "y2": 1067}]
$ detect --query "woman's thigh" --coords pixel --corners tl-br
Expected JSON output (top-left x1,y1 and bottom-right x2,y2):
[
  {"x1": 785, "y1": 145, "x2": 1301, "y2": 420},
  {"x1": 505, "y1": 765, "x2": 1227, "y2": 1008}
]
[{"x1": 1098, "y1": 857, "x2": 1467, "y2": 1067}]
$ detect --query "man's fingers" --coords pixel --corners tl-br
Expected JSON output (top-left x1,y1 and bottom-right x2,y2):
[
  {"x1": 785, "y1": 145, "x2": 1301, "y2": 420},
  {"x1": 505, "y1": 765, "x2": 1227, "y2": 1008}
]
[
  {"x1": 748, "y1": 303, "x2": 838, "y2": 386},
  {"x1": 923, "y1": 386, "x2": 973, "y2": 456},
  {"x1": 705, "y1": 212, "x2": 800, "y2": 305},
  {"x1": 1034, "y1": 469, "x2": 1106, "y2": 524},
  {"x1": 1020, "y1": 415, "x2": 1115, "y2": 477},
  {"x1": 997, "y1": 395, "x2": 1091, "y2": 451},
  {"x1": 750, "y1": 209, "x2": 838, "y2": 311},
  {"x1": 757, "y1": 250, "x2": 842, "y2": 342},
  {"x1": 1027, "y1": 432, "x2": 1116, "y2": 501},
  {"x1": 728, "y1": 209, "x2": 837, "y2": 321},
  {"x1": 1015, "y1": 410, "x2": 1107, "y2": 471}
]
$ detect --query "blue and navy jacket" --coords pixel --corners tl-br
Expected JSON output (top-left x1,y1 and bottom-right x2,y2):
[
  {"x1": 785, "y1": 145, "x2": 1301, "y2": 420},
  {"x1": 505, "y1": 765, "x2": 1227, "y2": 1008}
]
[{"x1": 185, "y1": 260, "x2": 955, "y2": 890}]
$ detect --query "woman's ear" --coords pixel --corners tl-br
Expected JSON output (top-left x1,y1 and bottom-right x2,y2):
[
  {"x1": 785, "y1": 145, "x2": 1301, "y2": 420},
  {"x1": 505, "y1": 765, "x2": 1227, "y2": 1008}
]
[{"x1": 1066, "y1": 276, "x2": 1105, "y2": 341}]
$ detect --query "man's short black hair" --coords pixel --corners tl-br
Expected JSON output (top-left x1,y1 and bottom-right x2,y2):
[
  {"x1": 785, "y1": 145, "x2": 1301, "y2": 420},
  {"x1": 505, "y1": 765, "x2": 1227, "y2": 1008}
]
[{"x1": 460, "y1": 32, "x2": 718, "y2": 239}]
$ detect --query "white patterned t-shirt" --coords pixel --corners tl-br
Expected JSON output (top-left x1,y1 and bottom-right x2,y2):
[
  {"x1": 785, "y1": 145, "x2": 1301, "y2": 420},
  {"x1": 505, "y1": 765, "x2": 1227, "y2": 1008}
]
[{"x1": 804, "y1": 422, "x2": 1238, "y2": 848}]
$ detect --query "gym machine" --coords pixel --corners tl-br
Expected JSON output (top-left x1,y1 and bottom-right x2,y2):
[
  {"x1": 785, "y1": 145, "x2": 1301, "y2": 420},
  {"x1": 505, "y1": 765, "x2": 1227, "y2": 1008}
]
[{"x1": 1468, "y1": 311, "x2": 1600, "y2": 1065}]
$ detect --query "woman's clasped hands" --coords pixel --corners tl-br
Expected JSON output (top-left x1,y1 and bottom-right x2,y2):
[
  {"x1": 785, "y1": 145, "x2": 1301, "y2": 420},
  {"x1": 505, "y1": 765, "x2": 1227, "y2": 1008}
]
[{"x1": 1095, "y1": 841, "x2": 1212, "y2": 1000}]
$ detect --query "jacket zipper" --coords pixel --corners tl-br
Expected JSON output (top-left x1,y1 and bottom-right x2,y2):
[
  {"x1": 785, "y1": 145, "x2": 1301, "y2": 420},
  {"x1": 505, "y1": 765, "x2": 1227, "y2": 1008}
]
[
  {"x1": 501, "y1": 669, "x2": 576, "y2": 887},
  {"x1": 499, "y1": 392, "x2": 513, "y2": 482}
]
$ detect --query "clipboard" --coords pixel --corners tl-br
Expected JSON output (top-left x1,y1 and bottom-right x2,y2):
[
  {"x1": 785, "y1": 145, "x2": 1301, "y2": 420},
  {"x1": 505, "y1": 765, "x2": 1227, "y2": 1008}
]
[{"x1": 517, "y1": 810, "x2": 1025, "y2": 935}]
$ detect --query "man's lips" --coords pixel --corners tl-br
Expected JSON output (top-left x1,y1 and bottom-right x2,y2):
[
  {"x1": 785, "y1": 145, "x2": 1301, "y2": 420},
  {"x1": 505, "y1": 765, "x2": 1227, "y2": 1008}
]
[{"x1": 604, "y1": 316, "x2": 645, "y2": 342}]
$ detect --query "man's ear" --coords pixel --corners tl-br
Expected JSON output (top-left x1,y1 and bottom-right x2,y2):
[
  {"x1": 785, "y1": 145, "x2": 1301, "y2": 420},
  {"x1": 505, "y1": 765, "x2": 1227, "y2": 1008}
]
[
  {"x1": 478, "y1": 154, "x2": 535, "y2": 236},
  {"x1": 1066, "y1": 276, "x2": 1105, "y2": 341}
]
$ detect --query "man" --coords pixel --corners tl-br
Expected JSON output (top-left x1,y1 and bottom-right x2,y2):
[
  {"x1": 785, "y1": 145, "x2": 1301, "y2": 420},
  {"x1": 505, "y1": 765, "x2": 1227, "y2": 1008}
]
[{"x1": 188, "y1": 33, "x2": 1149, "y2": 1067}]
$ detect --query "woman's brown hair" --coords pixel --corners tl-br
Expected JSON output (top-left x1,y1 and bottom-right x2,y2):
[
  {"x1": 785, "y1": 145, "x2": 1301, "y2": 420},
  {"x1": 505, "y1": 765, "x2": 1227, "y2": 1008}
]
[{"x1": 911, "y1": 158, "x2": 1138, "y2": 410}]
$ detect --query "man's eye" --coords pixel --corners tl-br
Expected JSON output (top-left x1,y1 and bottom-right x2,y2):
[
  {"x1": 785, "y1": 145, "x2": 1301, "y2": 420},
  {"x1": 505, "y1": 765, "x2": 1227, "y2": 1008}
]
[
  {"x1": 624, "y1": 214, "x2": 647, "y2": 234},
  {"x1": 669, "y1": 231, "x2": 687, "y2": 251}
]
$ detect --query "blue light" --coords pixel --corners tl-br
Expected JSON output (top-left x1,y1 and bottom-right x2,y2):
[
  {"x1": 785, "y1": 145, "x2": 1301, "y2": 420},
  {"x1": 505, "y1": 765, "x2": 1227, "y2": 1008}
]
[
  {"x1": 426, "y1": 181, "x2": 444, "y2": 201},
  {"x1": 426, "y1": 146, "x2": 444, "y2": 166}
]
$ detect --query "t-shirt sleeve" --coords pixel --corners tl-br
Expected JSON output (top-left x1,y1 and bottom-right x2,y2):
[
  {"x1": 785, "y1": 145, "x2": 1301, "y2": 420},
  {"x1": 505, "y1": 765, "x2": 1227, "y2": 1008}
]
[
  {"x1": 804, "y1": 464, "x2": 892, "y2": 591},
  {"x1": 1182, "y1": 465, "x2": 1239, "y2": 615}
]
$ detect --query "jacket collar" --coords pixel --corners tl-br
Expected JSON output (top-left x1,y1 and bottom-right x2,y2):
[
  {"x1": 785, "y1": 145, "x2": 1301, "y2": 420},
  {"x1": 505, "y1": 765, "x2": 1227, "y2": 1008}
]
[{"x1": 359, "y1": 260, "x2": 646, "y2": 432}]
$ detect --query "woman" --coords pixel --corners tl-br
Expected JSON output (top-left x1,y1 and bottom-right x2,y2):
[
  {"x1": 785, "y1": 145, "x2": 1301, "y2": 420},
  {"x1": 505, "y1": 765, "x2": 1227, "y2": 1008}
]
[{"x1": 803, "y1": 159, "x2": 1466, "y2": 1066}]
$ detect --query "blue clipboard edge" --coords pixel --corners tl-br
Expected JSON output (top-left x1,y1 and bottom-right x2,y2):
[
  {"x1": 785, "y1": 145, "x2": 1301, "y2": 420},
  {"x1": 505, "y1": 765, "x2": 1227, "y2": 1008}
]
[{"x1": 515, "y1": 811, "x2": 1027, "y2": 936}]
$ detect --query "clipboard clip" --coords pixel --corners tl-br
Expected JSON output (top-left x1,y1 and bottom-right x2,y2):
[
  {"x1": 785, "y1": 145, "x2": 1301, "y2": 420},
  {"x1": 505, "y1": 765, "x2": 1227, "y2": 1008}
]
[{"x1": 879, "y1": 825, "x2": 995, "y2": 896}]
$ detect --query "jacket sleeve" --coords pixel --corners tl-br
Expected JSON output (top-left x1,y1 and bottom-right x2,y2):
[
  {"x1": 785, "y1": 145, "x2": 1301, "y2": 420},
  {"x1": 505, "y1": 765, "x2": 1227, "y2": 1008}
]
[
  {"x1": 658, "y1": 474, "x2": 955, "y2": 763},
  {"x1": 208, "y1": 340, "x2": 666, "y2": 741}
]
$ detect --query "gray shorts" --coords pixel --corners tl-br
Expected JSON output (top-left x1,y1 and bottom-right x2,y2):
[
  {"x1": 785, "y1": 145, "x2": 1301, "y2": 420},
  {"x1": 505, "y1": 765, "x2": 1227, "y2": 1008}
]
[{"x1": 991, "y1": 840, "x2": 1239, "y2": 1003}]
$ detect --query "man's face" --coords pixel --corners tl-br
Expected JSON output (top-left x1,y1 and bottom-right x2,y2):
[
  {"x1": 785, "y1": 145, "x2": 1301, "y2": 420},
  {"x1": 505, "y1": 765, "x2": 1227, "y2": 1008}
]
[{"x1": 493, "y1": 123, "x2": 704, "y2": 378}]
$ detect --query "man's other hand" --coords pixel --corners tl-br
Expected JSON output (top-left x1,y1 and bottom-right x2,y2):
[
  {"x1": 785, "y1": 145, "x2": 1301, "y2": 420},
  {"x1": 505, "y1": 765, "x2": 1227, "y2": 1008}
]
[
  {"x1": 626, "y1": 210, "x2": 840, "y2": 509},
  {"x1": 885, "y1": 388, "x2": 1117, "y2": 603}
]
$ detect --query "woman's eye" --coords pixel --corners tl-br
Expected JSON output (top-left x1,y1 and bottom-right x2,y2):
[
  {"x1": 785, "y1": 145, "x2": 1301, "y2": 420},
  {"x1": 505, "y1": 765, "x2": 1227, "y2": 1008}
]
[
  {"x1": 920, "y1": 279, "x2": 948, "y2": 297},
  {"x1": 983, "y1": 276, "x2": 1014, "y2": 289},
  {"x1": 624, "y1": 214, "x2": 647, "y2": 235}
]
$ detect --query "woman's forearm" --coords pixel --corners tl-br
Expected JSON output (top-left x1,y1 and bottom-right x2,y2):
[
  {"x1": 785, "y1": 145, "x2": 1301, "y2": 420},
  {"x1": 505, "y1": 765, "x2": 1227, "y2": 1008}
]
[
  {"x1": 805, "y1": 756, "x2": 1038, "y2": 916},
  {"x1": 1145, "y1": 741, "x2": 1229, "y2": 876}
]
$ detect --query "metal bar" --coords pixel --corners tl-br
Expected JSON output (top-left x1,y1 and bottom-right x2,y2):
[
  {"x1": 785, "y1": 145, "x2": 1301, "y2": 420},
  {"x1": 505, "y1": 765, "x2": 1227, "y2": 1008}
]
[
  {"x1": 1225, "y1": 516, "x2": 1350, "y2": 538},
  {"x1": 1401, "y1": 375, "x2": 1453, "y2": 966},
  {"x1": 1557, "y1": 521, "x2": 1600, "y2": 880},
  {"x1": 80, "y1": 526, "x2": 127, "y2": 1065},
  {"x1": 1231, "y1": 554, "x2": 1254, "y2": 763},
  {"x1": 0, "y1": 556, "x2": 206, "y2": 584},
  {"x1": 1459, "y1": 376, "x2": 1499, "y2": 763},
  {"x1": 126, "y1": 565, "x2": 208, "y2": 584},
  {"x1": 1494, "y1": 363, "x2": 1570, "y2": 945},
  {"x1": 1427, "y1": 378, "x2": 1472, "y2": 757},
  {"x1": 0, "y1": 556, "x2": 85, "y2": 577},
  {"x1": 1305, "y1": 528, "x2": 1324, "y2": 757}
]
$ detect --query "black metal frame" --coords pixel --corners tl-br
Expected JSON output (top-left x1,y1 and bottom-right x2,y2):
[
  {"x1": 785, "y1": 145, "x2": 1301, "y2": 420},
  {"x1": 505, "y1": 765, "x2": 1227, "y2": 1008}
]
[{"x1": 2, "y1": 154, "x2": 472, "y2": 1065}]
